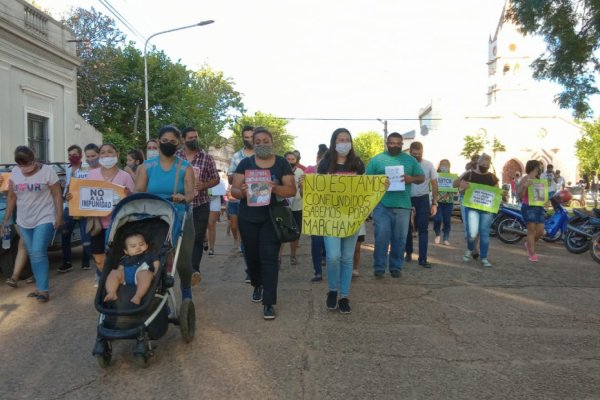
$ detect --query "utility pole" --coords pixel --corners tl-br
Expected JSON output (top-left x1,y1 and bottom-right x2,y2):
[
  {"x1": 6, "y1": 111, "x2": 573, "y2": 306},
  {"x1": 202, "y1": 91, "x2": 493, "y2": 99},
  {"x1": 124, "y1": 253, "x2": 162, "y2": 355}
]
[{"x1": 377, "y1": 119, "x2": 388, "y2": 142}]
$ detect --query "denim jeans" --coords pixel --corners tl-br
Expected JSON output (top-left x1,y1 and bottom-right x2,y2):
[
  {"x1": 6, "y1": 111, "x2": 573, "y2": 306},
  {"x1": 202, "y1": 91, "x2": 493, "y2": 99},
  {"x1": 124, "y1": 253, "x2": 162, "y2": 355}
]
[
  {"x1": 372, "y1": 204, "x2": 411, "y2": 272},
  {"x1": 433, "y1": 202, "x2": 453, "y2": 241},
  {"x1": 324, "y1": 232, "x2": 358, "y2": 298},
  {"x1": 18, "y1": 223, "x2": 55, "y2": 292},
  {"x1": 405, "y1": 194, "x2": 431, "y2": 263},
  {"x1": 465, "y1": 208, "x2": 494, "y2": 259},
  {"x1": 191, "y1": 202, "x2": 210, "y2": 272},
  {"x1": 61, "y1": 207, "x2": 91, "y2": 267},
  {"x1": 310, "y1": 235, "x2": 325, "y2": 275}
]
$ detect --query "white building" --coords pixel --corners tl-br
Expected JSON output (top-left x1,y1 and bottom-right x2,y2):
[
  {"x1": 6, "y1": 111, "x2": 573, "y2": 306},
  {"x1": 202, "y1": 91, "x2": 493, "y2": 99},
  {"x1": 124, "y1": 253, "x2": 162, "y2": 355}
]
[
  {"x1": 416, "y1": 1, "x2": 582, "y2": 186},
  {"x1": 0, "y1": 0, "x2": 101, "y2": 164}
]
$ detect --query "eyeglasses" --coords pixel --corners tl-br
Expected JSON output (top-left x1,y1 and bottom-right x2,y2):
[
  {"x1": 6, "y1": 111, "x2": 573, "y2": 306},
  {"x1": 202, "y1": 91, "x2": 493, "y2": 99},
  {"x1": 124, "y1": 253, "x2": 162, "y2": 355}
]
[{"x1": 159, "y1": 139, "x2": 179, "y2": 146}]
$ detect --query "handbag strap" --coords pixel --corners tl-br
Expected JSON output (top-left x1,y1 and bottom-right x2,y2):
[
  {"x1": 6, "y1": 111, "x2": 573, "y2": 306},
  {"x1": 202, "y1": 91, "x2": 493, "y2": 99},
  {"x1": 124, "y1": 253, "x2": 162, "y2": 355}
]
[{"x1": 173, "y1": 159, "x2": 182, "y2": 196}]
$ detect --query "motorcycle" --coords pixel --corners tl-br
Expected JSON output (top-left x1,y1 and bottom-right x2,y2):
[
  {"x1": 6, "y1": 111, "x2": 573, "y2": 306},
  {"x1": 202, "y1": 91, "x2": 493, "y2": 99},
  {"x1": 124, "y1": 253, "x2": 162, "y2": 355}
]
[
  {"x1": 490, "y1": 203, "x2": 521, "y2": 237},
  {"x1": 496, "y1": 197, "x2": 570, "y2": 244},
  {"x1": 564, "y1": 208, "x2": 600, "y2": 254},
  {"x1": 590, "y1": 232, "x2": 600, "y2": 264}
]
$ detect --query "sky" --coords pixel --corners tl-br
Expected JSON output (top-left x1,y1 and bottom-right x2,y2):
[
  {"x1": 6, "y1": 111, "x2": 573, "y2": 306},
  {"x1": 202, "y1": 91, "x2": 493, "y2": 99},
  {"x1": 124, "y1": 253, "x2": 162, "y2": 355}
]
[{"x1": 44, "y1": 0, "x2": 576, "y2": 163}]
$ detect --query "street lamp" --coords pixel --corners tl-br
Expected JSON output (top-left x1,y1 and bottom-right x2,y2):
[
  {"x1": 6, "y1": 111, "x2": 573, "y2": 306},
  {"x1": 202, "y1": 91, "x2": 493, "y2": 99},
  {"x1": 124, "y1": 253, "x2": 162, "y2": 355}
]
[
  {"x1": 377, "y1": 118, "x2": 388, "y2": 142},
  {"x1": 144, "y1": 20, "x2": 214, "y2": 141}
]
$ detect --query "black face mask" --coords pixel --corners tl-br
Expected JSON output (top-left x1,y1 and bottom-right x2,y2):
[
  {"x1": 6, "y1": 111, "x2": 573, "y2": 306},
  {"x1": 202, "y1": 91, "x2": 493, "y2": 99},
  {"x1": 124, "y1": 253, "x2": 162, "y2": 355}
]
[
  {"x1": 289, "y1": 163, "x2": 297, "y2": 168},
  {"x1": 185, "y1": 140, "x2": 199, "y2": 150},
  {"x1": 479, "y1": 166, "x2": 489, "y2": 174},
  {"x1": 243, "y1": 140, "x2": 253, "y2": 150},
  {"x1": 387, "y1": 147, "x2": 401, "y2": 156},
  {"x1": 160, "y1": 142, "x2": 178, "y2": 157}
]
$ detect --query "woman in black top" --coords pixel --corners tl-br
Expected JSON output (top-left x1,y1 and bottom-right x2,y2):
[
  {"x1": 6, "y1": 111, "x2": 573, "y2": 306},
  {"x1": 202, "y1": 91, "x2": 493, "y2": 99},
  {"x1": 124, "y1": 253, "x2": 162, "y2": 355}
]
[
  {"x1": 231, "y1": 127, "x2": 296, "y2": 320},
  {"x1": 317, "y1": 128, "x2": 365, "y2": 314}
]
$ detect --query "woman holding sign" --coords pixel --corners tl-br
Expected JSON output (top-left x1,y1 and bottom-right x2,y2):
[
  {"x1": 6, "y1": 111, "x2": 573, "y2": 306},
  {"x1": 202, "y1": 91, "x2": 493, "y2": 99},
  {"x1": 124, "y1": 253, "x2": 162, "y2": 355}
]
[
  {"x1": 433, "y1": 159, "x2": 456, "y2": 246},
  {"x1": 518, "y1": 160, "x2": 545, "y2": 262},
  {"x1": 1, "y1": 146, "x2": 63, "y2": 302},
  {"x1": 317, "y1": 128, "x2": 365, "y2": 314},
  {"x1": 456, "y1": 154, "x2": 499, "y2": 268},
  {"x1": 231, "y1": 127, "x2": 296, "y2": 320}
]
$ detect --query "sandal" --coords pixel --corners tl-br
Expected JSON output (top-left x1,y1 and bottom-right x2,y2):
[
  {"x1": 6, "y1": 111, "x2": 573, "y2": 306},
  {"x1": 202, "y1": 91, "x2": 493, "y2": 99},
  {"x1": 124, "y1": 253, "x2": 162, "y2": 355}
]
[
  {"x1": 5, "y1": 277, "x2": 18, "y2": 288},
  {"x1": 36, "y1": 293, "x2": 50, "y2": 303},
  {"x1": 27, "y1": 291, "x2": 39, "y2": 298},
  {"x1": 25, "y1": 276, "x2": 35, "y2": 284}
]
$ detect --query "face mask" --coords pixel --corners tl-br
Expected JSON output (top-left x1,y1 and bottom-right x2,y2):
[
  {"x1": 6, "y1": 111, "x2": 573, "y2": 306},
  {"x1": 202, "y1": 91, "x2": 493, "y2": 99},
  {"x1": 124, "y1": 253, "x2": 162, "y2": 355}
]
[
  {"x1": 87, "y1": 158, "x2": 100, "y2": 168},
  {"x1": 336, "y1": 142, "x2": 352, "y2": 156},
  {"x1": 439, "y1": 166, "x2": 449, "y2": 173},
  {"x1": 147, "y1": 149, "x2": 159, "y2": 159},
  {"x1": 254, "y1": 144, "x2": 274, "y2": 159},
  {"x1": 185, "y1": 140, "x2": 199, "y2": 150},
  {"x1": 127, "y1": 162, "x2": 138, "y2": 172},
  {"x1": 387, "y1": 147, "x2": 401, "y2": 156},
  {"x1": 99, "y1": 156, "x2": 118, "y2": 169},
  {"x1": 289, "y1": 162, "x2": 297, "y2": 168},
  {"x1": 243, "y1": 140, "x2": 254, "y2": 150},
  {"x1": 479, "y1": 166, "x2": 489, "y2": 174},
  {"x1": 159, "y1": 142, "x2": 178, "y2": 157},
  {"x1": 68, "y1": 155, "x2": 82, "y2": 165}
]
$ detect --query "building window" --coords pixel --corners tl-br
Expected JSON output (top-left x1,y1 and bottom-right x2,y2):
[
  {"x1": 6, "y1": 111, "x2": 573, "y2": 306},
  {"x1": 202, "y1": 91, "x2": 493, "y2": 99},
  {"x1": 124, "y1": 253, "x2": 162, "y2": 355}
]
[
  {"x1": 24, "y1": 6, "x2": 48, "y2": 38},
  {"x1": 28, "y1": 113, "x2": 49, "y2": 162}
]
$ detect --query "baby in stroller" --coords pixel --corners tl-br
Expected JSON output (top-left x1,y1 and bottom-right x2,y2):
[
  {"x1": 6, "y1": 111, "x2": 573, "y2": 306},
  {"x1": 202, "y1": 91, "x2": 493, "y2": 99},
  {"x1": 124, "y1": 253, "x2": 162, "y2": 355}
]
[{"x1": 103, "y1": 231, "x2": 159, "y2": 305}]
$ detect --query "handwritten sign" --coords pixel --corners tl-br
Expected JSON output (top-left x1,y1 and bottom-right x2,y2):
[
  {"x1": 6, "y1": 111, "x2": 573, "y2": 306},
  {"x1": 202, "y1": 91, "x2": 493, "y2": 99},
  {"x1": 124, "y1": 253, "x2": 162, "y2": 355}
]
[
  {"x1": 462, "y1": 183, "x2": 502, "y2": 213},
  {"x1": 437, "y1": 173, "x2": 458, "y2": 193},
  {"x1": 245, "y1": 169, "x2": 272, "y2": 206},
  {"x1": 0, "y1": 173, "x2": 10, "y2": 191},
  {"x1": 528, "y1": 179, "x2": 548, "y2": 206},
  {"x1": 385, "y1": 165, "x2": 405, "y2": 191},
  {"x1": 68, "y1": 178, "x2": 127, "y2": 217},
  {"x1": 302, "y1": 174, "x2": 386, "y2": 237}
]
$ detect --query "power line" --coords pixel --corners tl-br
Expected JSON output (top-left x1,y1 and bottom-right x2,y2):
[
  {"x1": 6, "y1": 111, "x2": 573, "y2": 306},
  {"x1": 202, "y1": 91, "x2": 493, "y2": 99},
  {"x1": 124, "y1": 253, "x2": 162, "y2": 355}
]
[
  {"x1": 98, "y1": 0, "x2": 145, "y2": 41},
  {"x1": 279, "y1": 117, "x2": 442, "y2": 121}
]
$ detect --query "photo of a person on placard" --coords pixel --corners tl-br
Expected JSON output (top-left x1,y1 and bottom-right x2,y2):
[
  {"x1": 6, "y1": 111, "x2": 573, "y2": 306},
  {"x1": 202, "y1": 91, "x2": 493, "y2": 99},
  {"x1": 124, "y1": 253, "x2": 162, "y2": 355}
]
[{"x1": 534, "y1": 184, "x2": 545, "y2": 203}]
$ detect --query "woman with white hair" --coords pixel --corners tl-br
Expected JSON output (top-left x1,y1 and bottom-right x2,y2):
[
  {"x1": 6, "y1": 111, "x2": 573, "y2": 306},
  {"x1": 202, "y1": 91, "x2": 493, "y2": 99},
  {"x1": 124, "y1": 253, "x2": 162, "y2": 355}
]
[{"x1": 456, "y1": 154, "x2": 499, "y2": 268}]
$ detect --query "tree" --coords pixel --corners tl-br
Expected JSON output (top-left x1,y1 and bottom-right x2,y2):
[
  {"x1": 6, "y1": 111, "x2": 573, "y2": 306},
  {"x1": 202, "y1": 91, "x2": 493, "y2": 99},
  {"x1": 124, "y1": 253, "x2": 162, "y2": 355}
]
[
  {"x1": 460, "y1": 134, "x2": 486, "y2": 160},
  {"x1": 576, "y1": 118, "x2": 600, "y2": 173},
  {"x1": 231, "y1": 112, "x2": 295, "y2": 155},
  {"x1": 353, "y1": 131, "x2": 384, "y2": 164},
  {"x1": 507, "y1": 1, "x2": 600, "y2": 118},
  {"x1": 491, "y1": 137, "x2": 507, "y2": 160}
]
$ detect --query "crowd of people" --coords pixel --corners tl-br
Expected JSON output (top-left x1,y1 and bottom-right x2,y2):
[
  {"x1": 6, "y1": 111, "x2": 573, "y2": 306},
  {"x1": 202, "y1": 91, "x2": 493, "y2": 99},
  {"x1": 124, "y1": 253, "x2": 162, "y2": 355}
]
[{"x1": 2, "y1": 125, "x2": 576, "y2": 320}]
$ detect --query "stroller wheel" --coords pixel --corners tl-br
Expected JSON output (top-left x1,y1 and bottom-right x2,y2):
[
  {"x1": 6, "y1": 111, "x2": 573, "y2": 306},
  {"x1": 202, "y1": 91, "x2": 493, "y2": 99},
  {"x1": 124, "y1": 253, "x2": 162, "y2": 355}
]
[
  {"x1": 96, "y1": 353, "x2": 112, "y2": 368},
  {"x1": 133, "y1": 354, "x2": 149, "y2": 368},
  {"x1": 179, "y1": 298, "x2": 196, "y2": 343}
]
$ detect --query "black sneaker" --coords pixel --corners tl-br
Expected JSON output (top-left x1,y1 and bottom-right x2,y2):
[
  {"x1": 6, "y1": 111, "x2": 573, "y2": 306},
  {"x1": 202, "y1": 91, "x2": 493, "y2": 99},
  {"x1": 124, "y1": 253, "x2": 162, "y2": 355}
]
[
  {"x1": 81, "y1": 265, "x2": 91, "y2": 270},
  {"x1": 326, "y1": 291, "x2": 338, "y2": 310},
  {"x1": 374, "y1": 270, "x2": 385, "y2": 278},
  {"x1": 311, "y1": 274, "x2": 322, "y2": 282},
  {"x1": 419, "y1": 261, "x2": 432, "y2": 269},
  {"x1": 203, "y1": 240, "x2": 208, "y2": 251},
  {"x1": 252, "y1": 286, "x2": 263, "y2": 303},
  {"x1": 58, "y1": 263, "x2": 73, "y2": 273},
  {"x1": 390, "y1": 270, "x2": 401, "y2": 278},
  {"x1": 244, "y1": 273, "x2": 251, "y2": 284},
  {"x1": 338, "y1": 298, "x2": 351, "y2": 314},
  {"x1": 263, "y1": 305, "x2": 275, "y2": 320},
  {"x1": 404, "y1": 254, "x2": 412, "y2": 263}
]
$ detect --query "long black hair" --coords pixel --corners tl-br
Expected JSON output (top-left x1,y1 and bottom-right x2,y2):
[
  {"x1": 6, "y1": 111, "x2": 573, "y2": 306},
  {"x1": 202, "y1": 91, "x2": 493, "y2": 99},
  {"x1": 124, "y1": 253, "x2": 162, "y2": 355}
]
[{"x1": 323, "y1": 128, "x2": 364, "y2": 174}]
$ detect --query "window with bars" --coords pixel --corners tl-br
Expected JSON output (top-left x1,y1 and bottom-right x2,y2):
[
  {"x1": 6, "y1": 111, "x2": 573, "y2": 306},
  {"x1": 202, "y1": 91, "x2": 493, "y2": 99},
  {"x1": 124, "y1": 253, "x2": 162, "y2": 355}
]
[{"x1": 28, "y1": 113, "x2": 49, "y2": 162}]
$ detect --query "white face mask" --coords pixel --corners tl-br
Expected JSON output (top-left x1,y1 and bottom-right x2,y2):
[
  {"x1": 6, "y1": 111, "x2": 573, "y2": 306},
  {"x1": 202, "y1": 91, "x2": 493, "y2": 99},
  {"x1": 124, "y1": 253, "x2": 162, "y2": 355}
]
[
  {"x1": 99, "y1": 156, "x2": 118, "y2": 169},
  {"x1": 147, "y1": 149, "x2": 159, "y2": 159},
  {"x1": 336, "y1": 142, "x2": 352, "y2": 156}
]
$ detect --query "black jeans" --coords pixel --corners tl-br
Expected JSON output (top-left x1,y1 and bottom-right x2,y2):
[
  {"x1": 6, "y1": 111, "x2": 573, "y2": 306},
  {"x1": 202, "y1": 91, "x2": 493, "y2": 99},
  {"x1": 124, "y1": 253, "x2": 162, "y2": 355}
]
[
  {"x1": 238, "y1": 217, "x2": 281, "y2": 306},
  {"x1": 191, "y1": 203, "x2": 210, "y2": 272},
  {"x1": 405, "y1": 194, "x2": 431, "y2": 263},
  {"x1": 177, "y1": 207, "x2": 195, "y2": 289}
]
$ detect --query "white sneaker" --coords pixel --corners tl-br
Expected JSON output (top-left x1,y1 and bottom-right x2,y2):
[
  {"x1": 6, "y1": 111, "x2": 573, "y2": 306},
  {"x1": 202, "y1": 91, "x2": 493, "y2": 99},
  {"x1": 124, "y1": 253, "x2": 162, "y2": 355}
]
[{"x1": 463, "y1": 250, "x2": 472, "y2": 262}]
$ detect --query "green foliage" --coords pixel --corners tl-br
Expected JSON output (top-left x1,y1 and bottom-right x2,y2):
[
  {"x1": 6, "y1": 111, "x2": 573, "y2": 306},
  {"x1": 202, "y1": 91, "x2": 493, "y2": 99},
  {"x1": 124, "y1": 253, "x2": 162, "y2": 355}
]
[
  {"x1": 62, "y1": 7, "x2": 245, "y2": 150},
  {"x1": 102, "y1": 131, "x2": 138, "y2": 165},
  {"x1": 576, "y1": 118, "x2": 600, "y2": 173},
  {"x1": 353, "y1": 131, "x2": 385, "y2": 164},
  {"x1": 460, "y1": 135, "x2": 486, "y2": 160},
  {"x1": 231, "y1": 112, "x2": 295, "y2": 156},
  {"x1": 507, "y1": 1, "x2": 600, "y2": 118}
]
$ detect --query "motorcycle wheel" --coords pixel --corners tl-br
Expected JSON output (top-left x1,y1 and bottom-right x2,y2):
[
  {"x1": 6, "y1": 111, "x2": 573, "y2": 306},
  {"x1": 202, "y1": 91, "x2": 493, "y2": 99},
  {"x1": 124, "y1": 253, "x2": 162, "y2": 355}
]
[
  {"x1": 590, "y1": 232, "x2": 600, "y2": 264},
  {"x1": 490, "y1": 214, "x2": 508, "y2": 238},
  {"x1": 563, "y1": 229, "x2": 590, "y2": 254},
  {"x1": 497, "y1": 218, "x2": 525, "y2": 244}
]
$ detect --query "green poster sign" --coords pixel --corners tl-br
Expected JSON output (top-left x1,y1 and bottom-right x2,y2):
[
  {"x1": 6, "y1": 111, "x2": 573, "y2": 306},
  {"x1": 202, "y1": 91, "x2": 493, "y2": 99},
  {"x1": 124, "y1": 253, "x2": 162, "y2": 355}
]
[
  {"x1": 528, "y1": 179, "x2": 548, "y2": 206},
  {"x1": 437, "y1": 173, "x2": 458, "y2": 192},
  {"x1": 462, "y1": 183, "x2": 502, "y2": 213}
]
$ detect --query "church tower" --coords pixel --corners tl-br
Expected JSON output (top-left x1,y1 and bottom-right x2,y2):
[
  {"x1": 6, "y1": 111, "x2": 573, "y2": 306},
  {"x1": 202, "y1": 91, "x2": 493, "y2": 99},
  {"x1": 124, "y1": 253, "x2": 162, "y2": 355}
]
[{"x1": 486, "y1": 0, "x2": 533, "y2": 107}]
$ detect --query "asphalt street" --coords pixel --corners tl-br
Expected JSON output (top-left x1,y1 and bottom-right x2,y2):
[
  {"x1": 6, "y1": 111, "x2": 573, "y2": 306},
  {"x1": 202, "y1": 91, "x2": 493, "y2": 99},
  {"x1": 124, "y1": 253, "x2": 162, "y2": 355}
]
[{"x1": 1, "y1": 217, "x2": 599, "y2": 400}]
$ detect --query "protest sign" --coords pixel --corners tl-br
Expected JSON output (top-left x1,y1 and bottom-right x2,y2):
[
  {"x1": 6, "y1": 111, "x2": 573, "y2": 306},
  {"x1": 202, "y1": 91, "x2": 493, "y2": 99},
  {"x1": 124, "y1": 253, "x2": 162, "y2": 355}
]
[
  {"x1": 0, "y1": 173, "x2": 10, "y2": 191},
  {"x1": 302, "y1": 174, "x2": 387, "y2": 237},
  {"x1": 68, "y1": 178, "x2": 127, "y2": 217},
  {"x1": 528, "y1": 179, "x2": 548, "y2": 206},
  {"x1": 245, "y1": 169, "x2": 272, "y2": 206},
  {"x1": 437, "y1": 173, "x2": 458, "y2": 192},
  {"x1": 385, "y1": 165, "x2": 405, "y2": 191},
  {"x1": 462, "y1": 183, "x2": 502, "y2": 213}
]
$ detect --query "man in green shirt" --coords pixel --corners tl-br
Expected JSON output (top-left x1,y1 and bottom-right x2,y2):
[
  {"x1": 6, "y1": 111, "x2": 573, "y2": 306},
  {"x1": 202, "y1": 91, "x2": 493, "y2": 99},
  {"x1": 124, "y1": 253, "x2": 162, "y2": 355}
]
[{"x1": 365, "y1": 132, "x2": 424, "y2": 278}]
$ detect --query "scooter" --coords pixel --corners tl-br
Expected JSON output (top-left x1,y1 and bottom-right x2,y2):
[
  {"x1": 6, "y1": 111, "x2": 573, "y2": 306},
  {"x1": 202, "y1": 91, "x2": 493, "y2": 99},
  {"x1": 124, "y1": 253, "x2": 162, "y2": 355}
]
[
  {"x1": 496, "y1": 197, "x2": 570, "y2": 244},
  {"x1": 564, "y1": 208, "x2": 600, "y2": 254},
  {"x1": 490, "y1": 203, "x2": 521, "y2": 237}
]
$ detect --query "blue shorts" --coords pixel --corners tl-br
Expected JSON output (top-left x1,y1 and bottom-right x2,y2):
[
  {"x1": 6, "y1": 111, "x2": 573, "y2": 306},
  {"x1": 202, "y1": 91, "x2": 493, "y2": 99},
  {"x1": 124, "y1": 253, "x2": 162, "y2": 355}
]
[
  {"x1": 123, "y1": 262, "x2": 151, "y2": 285},
  {"x1": 227, "y1": 201, "x2": 240, "y2": 216},
  {"x1": 521, "y1": 204, "x2": 545, "y2": 224}
]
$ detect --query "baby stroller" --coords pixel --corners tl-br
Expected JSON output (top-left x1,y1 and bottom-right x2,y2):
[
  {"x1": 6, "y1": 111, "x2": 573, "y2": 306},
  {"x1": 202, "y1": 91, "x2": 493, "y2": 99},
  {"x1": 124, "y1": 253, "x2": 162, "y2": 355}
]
[{"x1": 92, "y1": 193, "x2": 195, "y2": 368}]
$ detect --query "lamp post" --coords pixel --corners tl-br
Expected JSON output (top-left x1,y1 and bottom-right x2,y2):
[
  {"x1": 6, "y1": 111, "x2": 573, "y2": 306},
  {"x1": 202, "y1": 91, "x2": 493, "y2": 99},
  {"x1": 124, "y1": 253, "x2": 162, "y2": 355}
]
[
  {"x1": 144, "y1": 20, "x2": 214, "y2": 141},
  {"x1": 377, "y1": 118, "x2": 388, "y2": 142}
]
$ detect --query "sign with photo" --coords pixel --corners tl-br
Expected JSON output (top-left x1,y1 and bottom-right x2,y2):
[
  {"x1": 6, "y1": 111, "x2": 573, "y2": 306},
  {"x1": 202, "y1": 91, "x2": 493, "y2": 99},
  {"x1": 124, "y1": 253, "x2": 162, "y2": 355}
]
[{"x1": 528, "y1": 179, "x2": 548, "y2": 206}]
